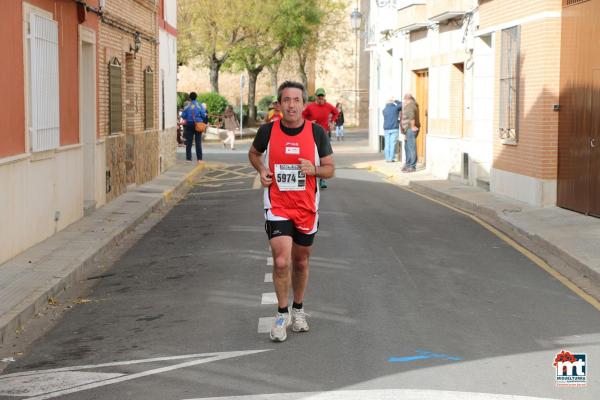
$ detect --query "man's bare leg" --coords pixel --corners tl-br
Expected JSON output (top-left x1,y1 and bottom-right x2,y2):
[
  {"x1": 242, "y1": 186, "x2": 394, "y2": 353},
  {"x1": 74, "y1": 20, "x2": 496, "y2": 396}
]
[
  {"x1": 269, "y1": 236, "x2": 293, "y2": 341},
  {"x1": 270, "y1": 236, "x2": 293, "y2": 308},
  {"x1": 290, "y1": 242, "x2": 312, "y2": 332},
  {"x1": 291, "y1": 242, "x2": 312, "y2": 304}
]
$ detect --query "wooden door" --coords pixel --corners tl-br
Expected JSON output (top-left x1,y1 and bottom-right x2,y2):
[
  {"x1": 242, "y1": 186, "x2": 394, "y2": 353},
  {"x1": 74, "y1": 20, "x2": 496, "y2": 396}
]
[
  {"x1": 558, "y1": 0, "x2": 600, "y2": 215},
  {"x1": 591, "y1": 69, "x2": 600, "y2": 216},
  {"x1": 414, "y1": 70, "x2": 428, "y2": 164}
]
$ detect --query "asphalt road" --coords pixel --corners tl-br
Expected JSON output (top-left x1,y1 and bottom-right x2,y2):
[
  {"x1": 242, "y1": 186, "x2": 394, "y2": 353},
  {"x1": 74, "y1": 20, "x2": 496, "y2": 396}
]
[{"x1": 1, "y1": 134, "x2": 598, "y2": 400}]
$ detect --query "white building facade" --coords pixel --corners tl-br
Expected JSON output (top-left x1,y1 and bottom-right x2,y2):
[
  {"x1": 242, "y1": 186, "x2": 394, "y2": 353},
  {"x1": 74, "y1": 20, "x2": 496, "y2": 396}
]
[
  {"x1": 368, "y1": 0, "x2": 493, "y2": 190},
  {"x1": 158, "y1": 0, "x2": 178, "y2": 173}
]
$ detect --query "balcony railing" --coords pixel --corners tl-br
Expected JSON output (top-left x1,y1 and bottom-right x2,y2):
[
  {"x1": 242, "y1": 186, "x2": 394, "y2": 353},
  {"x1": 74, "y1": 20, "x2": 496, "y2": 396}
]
[
  {"x1": 428, "y1": 0, "x2": 475, "y2": 23},
  {"x1": 397, "y1": 2, "x2": 428, "y2": 32}
]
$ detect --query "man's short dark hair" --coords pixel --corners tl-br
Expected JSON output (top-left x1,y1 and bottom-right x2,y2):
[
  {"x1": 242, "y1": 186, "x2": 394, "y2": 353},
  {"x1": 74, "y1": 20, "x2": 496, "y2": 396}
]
[
  {"x1": 277, "y1": 81, "x2": 307, "y2": 104},
  {"x1": 189, "y1": 92, "x2": 197, "y2": 101}
]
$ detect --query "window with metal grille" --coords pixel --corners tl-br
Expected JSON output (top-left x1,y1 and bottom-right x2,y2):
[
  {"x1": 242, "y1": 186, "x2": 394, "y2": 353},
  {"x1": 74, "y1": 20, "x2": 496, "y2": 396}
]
[
  {"x1": 144, "y1": 66, "x2": 154, "y2": 130},
  {"x1": 563, "y1": 0, "x2": 589, "y2": 7},
  {"x1": 499, "y1": 25, "x2": 520, "y2": 143},
  {"x1": 109, "y1": 58, "x2": 122, "y2": 134},
  {"x1": 29, "y1": 12, "x2": 60, "y2": 152}
]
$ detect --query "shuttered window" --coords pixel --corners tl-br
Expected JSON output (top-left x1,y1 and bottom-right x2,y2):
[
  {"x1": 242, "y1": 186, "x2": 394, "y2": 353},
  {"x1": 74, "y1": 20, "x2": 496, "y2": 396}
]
[
  {"x1": 499, "y1": 25, "x2": 520, "y2": 143},
  {"x1": 109, "y1": 58, "x2": 122, "y2": 134},
  {"x1": 144, "y1": 66, "x2": 154, "y2": 130},
  {"x1": 29, "y1": 12, "x2": 60, "y2": 152}
]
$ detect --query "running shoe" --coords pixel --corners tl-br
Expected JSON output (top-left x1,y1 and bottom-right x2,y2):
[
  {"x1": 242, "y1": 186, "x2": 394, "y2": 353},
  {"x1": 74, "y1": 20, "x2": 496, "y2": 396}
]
[
  {"x1": 291, "y1": 307, "x2": 310, "y2": 332},
  {"x1": 270, "y1": 311, "x2": 291, "y2": 342}
]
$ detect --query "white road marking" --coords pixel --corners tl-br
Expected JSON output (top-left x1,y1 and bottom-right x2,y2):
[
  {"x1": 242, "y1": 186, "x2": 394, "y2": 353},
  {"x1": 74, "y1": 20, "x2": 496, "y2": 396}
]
[
  {"x1": 261, "y1": 292, "x2": 277, "y2": 305},
  {"x1": 257, "y1": 317, "x2": 275, "y2": 333},
  {"x1": 227, "y1": 225, "x2": 264, "y2": 232},
  {"x1": 266, "y1": 257, "x2": 273, "y2": 266},
  {"x1": 0, "y1": 350, "x2": 270, "y2": 400},
  {"x1": 0, "y1": 371, "x2": 123, "y2": 397},
  {"x1": 264, "y1": 273, "x2": 272, "y2": 282},
  {"x1": 252, "y1": 174, "x2": 261, "y2": 189},
  {"x1": 182, "y1": 389, "x2": 561, "y2": 400}
]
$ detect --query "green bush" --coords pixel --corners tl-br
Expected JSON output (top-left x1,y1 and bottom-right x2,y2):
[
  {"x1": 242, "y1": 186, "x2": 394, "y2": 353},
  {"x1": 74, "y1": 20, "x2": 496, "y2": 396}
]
[
  {"x1": 197, "y1": 92, "x2": 228, "y2": 124},
  {"x1": 258, "y1": 95, "x2": 276, "y2": 112},
  {"x1": 177, "y1": 92, "x2": 189, "y2": 110},
  {"x1": 308, "y1": 95, "x2": 316, "y2": 103}
]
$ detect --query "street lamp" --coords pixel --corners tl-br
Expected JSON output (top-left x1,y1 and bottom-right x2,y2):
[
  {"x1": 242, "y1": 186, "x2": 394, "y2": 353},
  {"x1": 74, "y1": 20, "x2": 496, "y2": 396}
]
[{"x1": 350, "y1": 8, "x2": 362, "y2": 32}]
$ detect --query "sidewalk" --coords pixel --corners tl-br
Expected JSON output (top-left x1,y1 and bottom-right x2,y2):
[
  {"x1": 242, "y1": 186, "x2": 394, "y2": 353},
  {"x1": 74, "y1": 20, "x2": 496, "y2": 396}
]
[
  {"x1": 0, "y1": 161, "x2": 205, "y2": 344},
  {"x1": 360, "y1": 159, "x2": 600, "y2": 302}
]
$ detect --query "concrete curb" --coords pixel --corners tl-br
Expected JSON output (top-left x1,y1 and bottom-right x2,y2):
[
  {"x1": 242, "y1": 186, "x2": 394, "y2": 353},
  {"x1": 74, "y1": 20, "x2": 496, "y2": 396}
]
[
  {"x1": 0, "y1": 163, "x2": 205, "y2": 345},
  {"x1": 407, "y1": 181, "x2": 600, "y2": 298}
]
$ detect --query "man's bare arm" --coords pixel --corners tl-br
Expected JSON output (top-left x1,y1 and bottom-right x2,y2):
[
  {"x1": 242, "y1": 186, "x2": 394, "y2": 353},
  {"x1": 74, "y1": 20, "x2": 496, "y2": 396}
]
[{"x1": 248, "y1": 145, "x2": 273, "y2": 187}]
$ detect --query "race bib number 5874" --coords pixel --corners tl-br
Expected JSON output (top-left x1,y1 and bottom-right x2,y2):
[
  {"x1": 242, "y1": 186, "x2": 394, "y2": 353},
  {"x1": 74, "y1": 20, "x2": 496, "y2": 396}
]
[{"x1": 274, "y1": 164, "x2": 306, "y2": 191}]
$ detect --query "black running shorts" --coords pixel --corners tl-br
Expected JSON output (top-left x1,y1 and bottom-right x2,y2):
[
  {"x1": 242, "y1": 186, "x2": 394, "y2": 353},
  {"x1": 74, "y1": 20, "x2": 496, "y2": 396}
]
[{"x1": 265, "y1": 220, "x2": 316, "y2": 247}]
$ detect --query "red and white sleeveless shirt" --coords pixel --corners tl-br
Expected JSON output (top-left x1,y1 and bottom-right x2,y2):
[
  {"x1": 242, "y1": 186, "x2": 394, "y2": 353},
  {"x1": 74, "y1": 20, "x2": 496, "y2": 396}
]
[{"x1": 264, "y1": 120, "x2": 320, "y2": 214}]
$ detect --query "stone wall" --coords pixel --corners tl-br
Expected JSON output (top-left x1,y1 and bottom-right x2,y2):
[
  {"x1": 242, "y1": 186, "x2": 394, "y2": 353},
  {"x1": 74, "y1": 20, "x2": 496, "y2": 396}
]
[
  {"x1": 105, "y1": 133, "x2": 127, "y2": 202},
  {"x1": 134, "y1": 131, "x2": 159, "y2": 185},
  {"x1": 159, "y1": 127, "x2": 178, "y2": 173}
]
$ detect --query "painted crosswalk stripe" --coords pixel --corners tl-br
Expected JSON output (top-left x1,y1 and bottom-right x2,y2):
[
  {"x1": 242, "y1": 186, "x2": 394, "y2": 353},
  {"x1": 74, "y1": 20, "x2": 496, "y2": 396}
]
[
  {"x1": 261, "y1": 293, "x2": 277, "y2": 305},
  {"x1": 266, "y1": 257, "x2": 273, "y2": 266},
  {"x1": 264, "y1": 273, "x2": 272, "y2": 282},
  {"x1": 257, "y1": 317, "x2": 275, "y2": 333}
]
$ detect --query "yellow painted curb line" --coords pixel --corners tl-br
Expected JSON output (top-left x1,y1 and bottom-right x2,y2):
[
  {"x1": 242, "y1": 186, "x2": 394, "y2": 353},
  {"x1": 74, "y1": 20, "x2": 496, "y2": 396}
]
[
  {"x1": 162, "y1": 163, "x2": 206, "y2": 203},
  {"x1": 363, "y1": 164, "x2": 600, "y2": 312}
]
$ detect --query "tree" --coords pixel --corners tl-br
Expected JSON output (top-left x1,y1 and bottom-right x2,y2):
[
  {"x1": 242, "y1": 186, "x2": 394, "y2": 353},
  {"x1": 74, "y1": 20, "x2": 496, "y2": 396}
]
[
  {"x1": 177, "y1": 0, "x2": 246, "y2": 93},
  {"x1": 266, "y1": 50, "x2": 284, "y2": 95},
  {"x1": 294, "y1": 0, "x2": 345, "y2": 88},
  {"x1": 229, "y1": 0, "x2": 324, "y2": 122}
]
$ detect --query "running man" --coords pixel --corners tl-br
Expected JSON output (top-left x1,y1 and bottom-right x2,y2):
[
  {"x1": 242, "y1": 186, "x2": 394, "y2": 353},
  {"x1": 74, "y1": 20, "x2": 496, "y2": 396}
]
[
  {"x1": 266, "y1": 96, "x2": 283, "y2": 123},
  {"x1": 302, "y1": 88, "x2": 338, "y2": 189},
  {"x1": 249, "y1": 81, "x2": 335, "y2": 342}
]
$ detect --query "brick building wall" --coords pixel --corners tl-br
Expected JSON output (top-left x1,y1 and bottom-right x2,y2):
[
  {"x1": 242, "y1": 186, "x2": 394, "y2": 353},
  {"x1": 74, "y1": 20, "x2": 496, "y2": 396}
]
[
  {"x1": 98, "y1": 0, "x2": 160, "y2": 202},
  {"x1": 480, "y1": 0, "x2": 561, "y2": 181}
]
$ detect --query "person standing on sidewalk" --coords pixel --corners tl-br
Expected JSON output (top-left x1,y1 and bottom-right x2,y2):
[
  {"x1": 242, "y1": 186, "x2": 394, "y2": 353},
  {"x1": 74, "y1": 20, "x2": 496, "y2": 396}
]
[
  {"x1": 302, "y1": 88, "x2": 338, "y2": 189},
  {"x1": 401, "y1": 94, "x2": 420, "y2": 172},
  {"x1": 181, "y1": 92, "x2": 206, "y2": 163},
  {"x1": 334, "y1": 103, "x2": 345, "y2": 141},
  {"x1": 382, "y1": 96, "x2": 402, "y2": 162},
  {"x1": 222, "y1": 105, "x2": 238, "y2": 150},
  {"x1": 248, "y1": 81, "x2": 334, "y2": 342}
]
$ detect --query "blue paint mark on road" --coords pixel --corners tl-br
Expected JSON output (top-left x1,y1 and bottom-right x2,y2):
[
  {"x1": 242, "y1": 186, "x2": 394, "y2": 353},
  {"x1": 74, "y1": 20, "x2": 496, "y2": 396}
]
[{"x1": 388, "y1": 349, "x2": 462, "y2": 363}]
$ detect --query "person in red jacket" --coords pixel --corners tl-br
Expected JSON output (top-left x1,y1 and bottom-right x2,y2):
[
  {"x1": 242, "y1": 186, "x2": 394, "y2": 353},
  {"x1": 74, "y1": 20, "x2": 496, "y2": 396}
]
[{"x1": 302, "y1": 88, "x2": 339, "y2": 189}]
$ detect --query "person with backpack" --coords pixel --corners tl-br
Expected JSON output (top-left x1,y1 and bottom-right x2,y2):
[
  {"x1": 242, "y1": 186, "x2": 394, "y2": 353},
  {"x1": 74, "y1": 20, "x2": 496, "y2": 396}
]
[{"x1": 180, "y1": 92, "x2": 207, "y2": 163}]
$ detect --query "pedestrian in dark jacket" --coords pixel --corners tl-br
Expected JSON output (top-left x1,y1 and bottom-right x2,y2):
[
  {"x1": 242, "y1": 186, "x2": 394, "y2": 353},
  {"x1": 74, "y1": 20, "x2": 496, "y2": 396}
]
[
  {"x1": 180, "y1": 92, "x2": 206, "y2": 163},
  {"x1": 382, "y1": 97, "x2": 402, "y2": 162}
]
